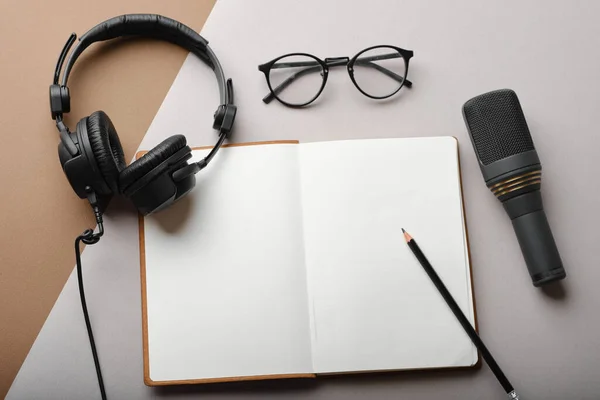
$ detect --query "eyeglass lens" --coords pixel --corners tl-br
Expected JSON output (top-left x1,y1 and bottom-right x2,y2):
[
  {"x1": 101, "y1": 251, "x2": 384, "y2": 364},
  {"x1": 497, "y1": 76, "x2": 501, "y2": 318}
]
[
  {"x1": 352, "y1": 46, "x2": 406, "y2": 98},
  {"x1": 268, "y1": 55, "x2": 325, "y2": 106}
]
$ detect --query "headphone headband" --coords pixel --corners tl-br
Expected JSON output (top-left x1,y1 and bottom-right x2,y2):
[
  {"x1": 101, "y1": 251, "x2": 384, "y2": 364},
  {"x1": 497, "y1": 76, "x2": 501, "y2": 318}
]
[{"x1": 56, "y1": 14, "x2": 230, "y2": 106}]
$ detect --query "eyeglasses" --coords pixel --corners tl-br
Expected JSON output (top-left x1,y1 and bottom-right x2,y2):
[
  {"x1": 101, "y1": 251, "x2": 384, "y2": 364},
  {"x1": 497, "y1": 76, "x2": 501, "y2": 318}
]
[{"x1": 258, "y1": 45, "x2": 414, "y2": 108}]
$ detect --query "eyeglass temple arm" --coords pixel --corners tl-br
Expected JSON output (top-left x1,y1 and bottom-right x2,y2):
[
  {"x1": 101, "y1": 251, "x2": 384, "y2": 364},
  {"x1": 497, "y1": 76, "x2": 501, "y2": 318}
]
[
  {"x1": 354, "y1": 60, "x2": 412, "y2": 87},
  {"x1": 269, "y1": 54, "x2": 411, "y2": 85},
  {"x1": 268, "y1": 53, "x2": 403, "y2": 69},
  {"x1": 262, "y1": 65, "x2": 323, "y2": 104},
  {"x1": 262, "y1": 53, "x2": 412, "y2": 104},
  {"x1": 347, "y1": 53, "x2": 412, "y2": 87}
]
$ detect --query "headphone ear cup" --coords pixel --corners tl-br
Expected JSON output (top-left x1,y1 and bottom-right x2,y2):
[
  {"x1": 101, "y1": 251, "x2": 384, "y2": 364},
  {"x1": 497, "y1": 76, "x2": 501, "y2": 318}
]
[
  {"x1": 86, "y1": 111, "x2": 126, "y2": 194},
  {"x1": 119, "y1": 135, "x2": 187, "y2": 193},
  {"x1": 119, "y1": 135, "x2": 190, "y2": 215}
]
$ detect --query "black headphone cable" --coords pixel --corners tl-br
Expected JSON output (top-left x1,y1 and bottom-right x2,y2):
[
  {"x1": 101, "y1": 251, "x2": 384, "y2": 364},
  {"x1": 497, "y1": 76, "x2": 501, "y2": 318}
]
[{"x1": 74, "y1": 188, "x2": 107, "y2": 400}]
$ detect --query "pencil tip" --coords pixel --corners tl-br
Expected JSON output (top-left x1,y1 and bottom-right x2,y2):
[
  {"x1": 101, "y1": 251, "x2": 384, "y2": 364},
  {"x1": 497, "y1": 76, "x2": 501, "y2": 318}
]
[{"x1": 402, "y1": 229, "x2": 413, "y2": 243}]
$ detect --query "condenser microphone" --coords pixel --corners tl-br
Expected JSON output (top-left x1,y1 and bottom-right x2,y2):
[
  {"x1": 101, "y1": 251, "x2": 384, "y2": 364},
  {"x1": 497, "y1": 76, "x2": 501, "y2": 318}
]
[{"x1": 462, "y1": 88, "x2": 566, "y2": 287}]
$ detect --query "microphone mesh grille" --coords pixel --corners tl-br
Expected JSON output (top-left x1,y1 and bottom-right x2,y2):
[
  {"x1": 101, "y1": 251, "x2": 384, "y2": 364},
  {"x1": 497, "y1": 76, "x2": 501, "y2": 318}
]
[{"x1": 463, "y1": 89, "x2": 534, "y2": 165}]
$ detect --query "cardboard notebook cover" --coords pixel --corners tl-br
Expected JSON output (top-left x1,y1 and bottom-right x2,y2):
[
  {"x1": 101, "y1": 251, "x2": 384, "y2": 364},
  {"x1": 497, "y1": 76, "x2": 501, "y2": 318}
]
[{"x1": 137, "y1": 140, "x2": 479, "y2": 386}]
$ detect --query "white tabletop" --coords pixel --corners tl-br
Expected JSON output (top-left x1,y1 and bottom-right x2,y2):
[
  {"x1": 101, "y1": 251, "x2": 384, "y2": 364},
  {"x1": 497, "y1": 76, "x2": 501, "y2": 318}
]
[{"x1": 8, "y1": 1, "x2": 600, "y2": 399}]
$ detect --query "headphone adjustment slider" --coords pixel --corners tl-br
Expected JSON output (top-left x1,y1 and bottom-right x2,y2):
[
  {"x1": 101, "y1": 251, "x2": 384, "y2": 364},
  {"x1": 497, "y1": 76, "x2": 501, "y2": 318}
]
[
  {"x1": 56, "y1": 118, "x2": 79, "y2": 157},
  {"x1": 49, "y1": 84, "x2": 70, "y2": 120},
  {"x1": 213, "y1": 104, "x2": 237, "y2": 137}
]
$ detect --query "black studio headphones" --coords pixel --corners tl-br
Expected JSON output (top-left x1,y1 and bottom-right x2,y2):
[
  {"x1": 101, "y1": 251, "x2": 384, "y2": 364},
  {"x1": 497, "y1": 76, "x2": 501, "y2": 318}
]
[
  {"x1": 50, "y1": 15, "x2": 237, "y2": 399},
  {"x1": 50, "y1": 14, "x2": 236, "y2": 217}
]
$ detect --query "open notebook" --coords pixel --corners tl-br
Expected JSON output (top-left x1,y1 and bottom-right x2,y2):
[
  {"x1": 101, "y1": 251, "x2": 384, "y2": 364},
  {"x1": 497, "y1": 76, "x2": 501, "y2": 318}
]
[{"x1": 139, "y1": 137, "x2": 477, "y2": 385}]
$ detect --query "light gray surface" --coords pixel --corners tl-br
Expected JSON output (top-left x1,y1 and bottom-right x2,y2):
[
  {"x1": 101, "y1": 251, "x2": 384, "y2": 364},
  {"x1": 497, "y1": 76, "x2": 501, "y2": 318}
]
[{"x1": 8, "y1": 0, "x2": 600, "y2": 399}]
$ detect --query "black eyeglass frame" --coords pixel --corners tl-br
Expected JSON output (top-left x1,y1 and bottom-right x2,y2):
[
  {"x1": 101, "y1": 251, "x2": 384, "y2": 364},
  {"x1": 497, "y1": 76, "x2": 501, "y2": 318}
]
[{"x1": 258, "y1": 45, "x2": 414, "y2": 108}]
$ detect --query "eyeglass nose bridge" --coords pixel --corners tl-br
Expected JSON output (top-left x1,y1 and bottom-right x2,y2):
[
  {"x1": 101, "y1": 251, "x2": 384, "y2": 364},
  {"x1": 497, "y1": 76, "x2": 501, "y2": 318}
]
[{"x1": 324, "y1": 57, "x2": 350, "y2": 67}]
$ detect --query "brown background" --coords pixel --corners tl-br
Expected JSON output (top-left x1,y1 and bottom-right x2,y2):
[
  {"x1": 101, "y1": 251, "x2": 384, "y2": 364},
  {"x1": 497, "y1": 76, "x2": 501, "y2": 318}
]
[{"x1": 0, "y1": 0, "x2": 215, "y2": 397}]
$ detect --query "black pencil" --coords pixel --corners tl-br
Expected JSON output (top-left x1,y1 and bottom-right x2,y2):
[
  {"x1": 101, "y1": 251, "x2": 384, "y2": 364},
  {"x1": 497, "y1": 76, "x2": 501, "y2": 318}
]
[{"x1": 402, "y1": 228, "x2": 520, "y2": 400}]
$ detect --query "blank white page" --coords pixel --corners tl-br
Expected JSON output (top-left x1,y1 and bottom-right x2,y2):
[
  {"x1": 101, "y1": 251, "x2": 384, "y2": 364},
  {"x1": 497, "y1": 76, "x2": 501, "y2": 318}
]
[
  {"x1": 143, "y1": 143, "x2": 313, "y2": 382},
  {"x1": 299, "y1": 137, "x2": 477, "y2": 374}
]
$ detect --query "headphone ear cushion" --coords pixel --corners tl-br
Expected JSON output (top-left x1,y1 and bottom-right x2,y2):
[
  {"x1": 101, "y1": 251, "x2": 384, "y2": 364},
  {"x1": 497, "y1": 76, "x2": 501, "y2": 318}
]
[
  {"x1": 86, "y1": 111, "x2": 126, "y2": 194},
  {"x1": 119, "y1": 135, "x2": 187, "y2": 194}
]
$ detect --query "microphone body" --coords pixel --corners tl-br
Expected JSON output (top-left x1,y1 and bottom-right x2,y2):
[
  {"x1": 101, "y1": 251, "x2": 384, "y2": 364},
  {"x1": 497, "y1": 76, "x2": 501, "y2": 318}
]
[{"x1": 462, "y1": 89, "x2": 565, "y2": 287}]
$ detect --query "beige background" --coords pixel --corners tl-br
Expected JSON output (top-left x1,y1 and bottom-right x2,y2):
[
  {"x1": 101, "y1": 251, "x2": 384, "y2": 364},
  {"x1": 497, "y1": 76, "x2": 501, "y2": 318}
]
[
  {"x1": 4, "y1": 1, "x2": 600, "y2": 399},
  {"x1": 0, "y1": 1, "x2": 214, "y2": 397}
]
